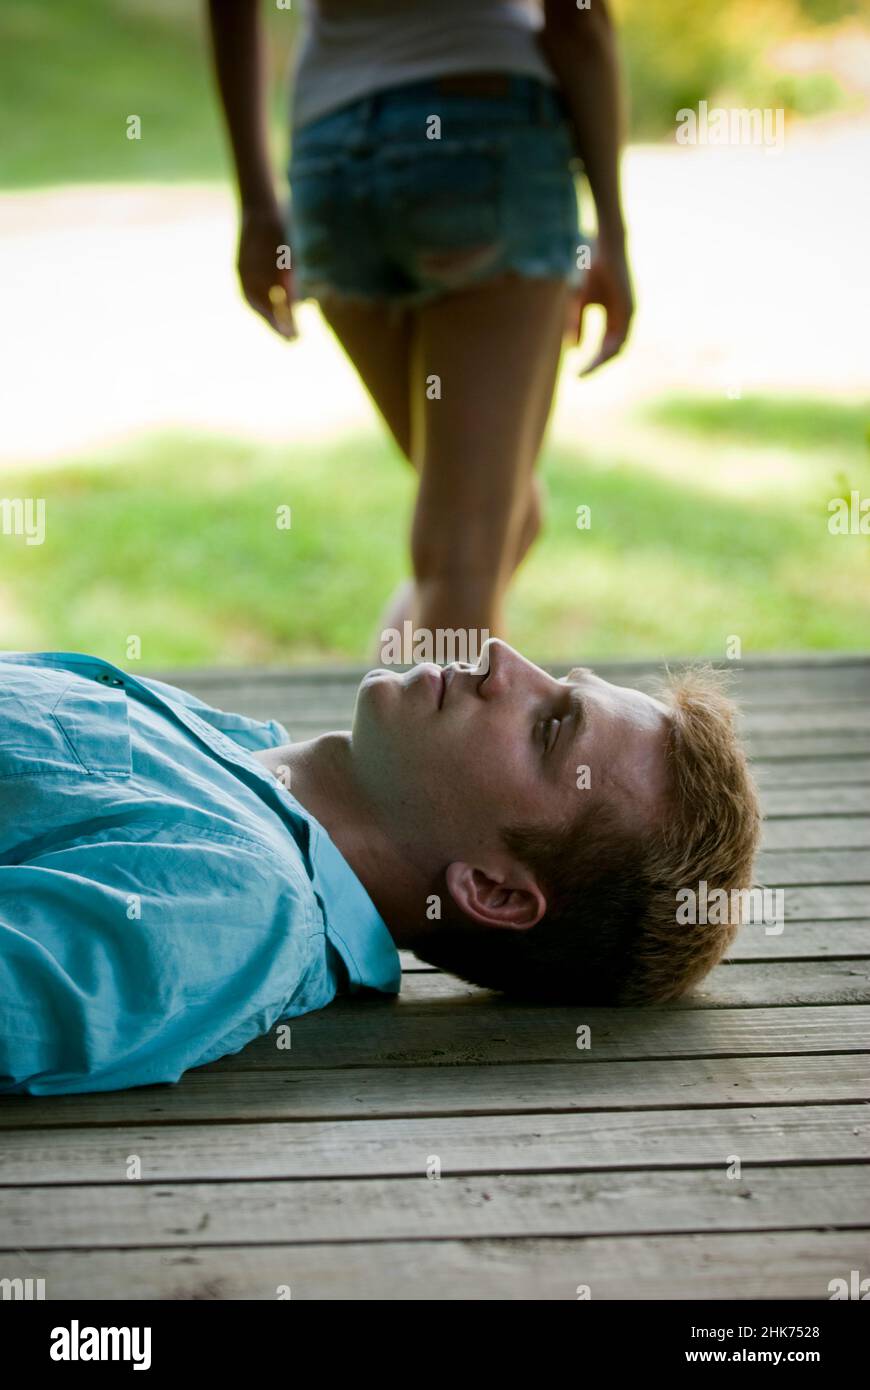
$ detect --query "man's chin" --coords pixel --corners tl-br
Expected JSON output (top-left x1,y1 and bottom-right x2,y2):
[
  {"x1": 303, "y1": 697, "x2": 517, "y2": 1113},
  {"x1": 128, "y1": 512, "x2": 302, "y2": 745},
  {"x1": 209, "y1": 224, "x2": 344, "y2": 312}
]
[
  {"x1": 352, "y1": 667, "x2": 401, "y2": 731},
  {"x1": 357, "y1": 667, "x2": 402, "y2": 698}
]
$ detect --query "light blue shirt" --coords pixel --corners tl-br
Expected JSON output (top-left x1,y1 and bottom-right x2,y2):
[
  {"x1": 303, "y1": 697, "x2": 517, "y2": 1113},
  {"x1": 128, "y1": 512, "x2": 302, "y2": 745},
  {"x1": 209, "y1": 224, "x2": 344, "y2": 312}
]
[{"x1": 0, "y1": 652, "x2": 401, "y2": 1095}]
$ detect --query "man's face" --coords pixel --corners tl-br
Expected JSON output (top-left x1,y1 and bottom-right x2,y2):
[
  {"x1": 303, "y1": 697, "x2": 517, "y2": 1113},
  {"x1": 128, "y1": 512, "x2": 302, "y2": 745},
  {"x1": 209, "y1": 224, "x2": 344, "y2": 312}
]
[{"x1": 351, "y1": 639, "x2": 672, "y2": 881}]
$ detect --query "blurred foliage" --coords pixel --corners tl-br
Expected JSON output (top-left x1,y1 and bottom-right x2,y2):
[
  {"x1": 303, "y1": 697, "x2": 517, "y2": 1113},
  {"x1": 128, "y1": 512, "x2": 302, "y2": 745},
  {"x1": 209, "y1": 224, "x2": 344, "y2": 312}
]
[
  {"x1": 612, "y1": 0, "x2": 862, "y2": 135},
  {"x1": 0, "y1": 0, "x2": 865, "y2": 186},
  {"x1": 0, "y1": 0, "x2": 300, "y2": 187},
  {"x1": 794, "y1": 0, "x2": 867, "y2": 19}
]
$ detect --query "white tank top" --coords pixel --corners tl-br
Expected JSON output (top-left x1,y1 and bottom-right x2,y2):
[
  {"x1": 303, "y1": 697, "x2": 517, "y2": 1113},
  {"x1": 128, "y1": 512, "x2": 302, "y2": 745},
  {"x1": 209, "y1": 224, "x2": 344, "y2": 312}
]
[{"x1": 290, "y1": 0, "x2": 556, "y2": 131}]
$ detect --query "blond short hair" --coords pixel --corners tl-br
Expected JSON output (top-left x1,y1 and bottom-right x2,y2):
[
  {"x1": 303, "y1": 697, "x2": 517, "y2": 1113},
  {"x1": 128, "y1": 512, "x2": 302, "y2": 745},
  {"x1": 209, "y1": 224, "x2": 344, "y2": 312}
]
[{"x1": 620, "y1": 665, "x2": 763, "y2": 1004}]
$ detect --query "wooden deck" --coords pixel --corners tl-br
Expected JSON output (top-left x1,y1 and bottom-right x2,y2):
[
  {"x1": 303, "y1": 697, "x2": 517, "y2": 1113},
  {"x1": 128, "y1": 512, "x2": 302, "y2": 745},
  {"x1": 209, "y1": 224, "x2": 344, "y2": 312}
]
[{"x1": 1, "y1": 654, "x2": 868, "y2": 1300}]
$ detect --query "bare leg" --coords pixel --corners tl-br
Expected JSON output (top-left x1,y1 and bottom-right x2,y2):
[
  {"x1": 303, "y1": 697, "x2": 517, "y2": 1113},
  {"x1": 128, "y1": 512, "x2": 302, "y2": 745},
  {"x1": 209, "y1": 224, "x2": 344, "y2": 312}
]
[
  {"x1": 318, "y1": 295, "x2": 415, "y2": 462},
  {"x1": 410, "y1": 271, "x2": 569, "y2": 639},
  {"x1": 318, "y1": 278, "x2": 567, "y2": 655}
]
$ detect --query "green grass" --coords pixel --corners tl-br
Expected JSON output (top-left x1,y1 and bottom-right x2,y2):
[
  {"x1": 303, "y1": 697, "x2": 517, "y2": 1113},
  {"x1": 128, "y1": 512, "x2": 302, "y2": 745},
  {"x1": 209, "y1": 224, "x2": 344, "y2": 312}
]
[
  {"x1": 2, "y1": 396, "x2": 867, "y2": 665},
  {"x1": 0, "y1": 0, "x2": 298, "y2": 188},
  {"x1": 648, "y1": 395, "x2": 870, "y2": 453}
]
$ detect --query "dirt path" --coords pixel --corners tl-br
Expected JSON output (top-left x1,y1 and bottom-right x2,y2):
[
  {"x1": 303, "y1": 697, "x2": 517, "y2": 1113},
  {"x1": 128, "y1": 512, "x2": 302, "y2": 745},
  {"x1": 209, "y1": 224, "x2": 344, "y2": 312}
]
[{"x1": 1, "y1": 120, "x2": 867, "y2": 468}]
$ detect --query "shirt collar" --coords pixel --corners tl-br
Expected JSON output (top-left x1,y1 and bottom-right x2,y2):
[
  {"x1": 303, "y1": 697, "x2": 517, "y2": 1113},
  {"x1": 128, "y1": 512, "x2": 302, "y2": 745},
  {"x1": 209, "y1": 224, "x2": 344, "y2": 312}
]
[{"x1": 305, "y1": 816, "x2": 402, "y2": 995}]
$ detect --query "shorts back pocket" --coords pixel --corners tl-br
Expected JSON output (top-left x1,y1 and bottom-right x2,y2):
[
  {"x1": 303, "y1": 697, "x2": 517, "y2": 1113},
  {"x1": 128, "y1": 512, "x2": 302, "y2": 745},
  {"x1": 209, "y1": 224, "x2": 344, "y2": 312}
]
[{"x1": 382, "y1": 138, "x2": 504, "y2": 249}]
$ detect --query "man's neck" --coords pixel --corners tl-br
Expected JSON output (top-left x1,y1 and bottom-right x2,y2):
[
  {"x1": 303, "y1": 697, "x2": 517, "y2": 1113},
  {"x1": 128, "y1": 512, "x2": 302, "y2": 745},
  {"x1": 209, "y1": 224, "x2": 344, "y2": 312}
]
[{"x1": 253, "y1": 736, "x2": 434, "y2": 948}]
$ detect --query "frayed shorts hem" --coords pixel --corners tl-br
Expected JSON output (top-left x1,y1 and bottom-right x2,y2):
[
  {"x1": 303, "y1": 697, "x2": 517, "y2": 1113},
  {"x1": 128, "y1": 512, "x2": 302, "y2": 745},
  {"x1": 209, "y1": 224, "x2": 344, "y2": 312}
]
[{"x1": 294, "y1": 259, "x2": 587, "y2": 312}]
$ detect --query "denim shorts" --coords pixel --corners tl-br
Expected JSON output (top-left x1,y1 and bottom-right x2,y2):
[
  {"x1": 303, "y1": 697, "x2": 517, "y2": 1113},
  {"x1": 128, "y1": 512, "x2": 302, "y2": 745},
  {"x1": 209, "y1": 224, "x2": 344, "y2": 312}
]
[{"x1": 287, "y1": 73, "x2": 585, "y2": 308}]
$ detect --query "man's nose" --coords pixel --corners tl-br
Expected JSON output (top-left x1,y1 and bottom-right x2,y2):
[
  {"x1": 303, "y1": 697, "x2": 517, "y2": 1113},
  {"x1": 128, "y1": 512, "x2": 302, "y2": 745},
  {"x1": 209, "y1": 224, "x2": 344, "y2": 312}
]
[
  {"x1": 501, "y1": 639, "x2": 570, "y2": 697},
  {"x1": 475, "y1": 637, "x2": 514, "y2": 675},
  {"x1": 475, "y1": 638, "x2": 543, "y2": 698}
]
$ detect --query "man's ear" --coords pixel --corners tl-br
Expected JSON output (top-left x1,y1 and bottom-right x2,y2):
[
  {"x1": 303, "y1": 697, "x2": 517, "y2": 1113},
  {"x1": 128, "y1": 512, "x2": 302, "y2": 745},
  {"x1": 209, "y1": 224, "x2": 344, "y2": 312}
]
[{"x1": 444, "y1": 862, "x2": 546, "y2": 930}]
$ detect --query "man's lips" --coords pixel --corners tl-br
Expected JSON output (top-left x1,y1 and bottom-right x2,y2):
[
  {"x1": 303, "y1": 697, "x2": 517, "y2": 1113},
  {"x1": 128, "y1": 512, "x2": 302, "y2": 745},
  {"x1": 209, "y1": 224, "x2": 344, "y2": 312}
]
[
  {"x1": 441, "y1": 664, "x2": 468, "y2": 708},
  {"x1": 416, "y1": 663, "x2": 457, "y2": 708},
  {"x1": 421, "y1": 664, "x2": 449, "y2": 708},
  {"x1": 415, "y1": 664, "x2": 444, "y2": 707}
]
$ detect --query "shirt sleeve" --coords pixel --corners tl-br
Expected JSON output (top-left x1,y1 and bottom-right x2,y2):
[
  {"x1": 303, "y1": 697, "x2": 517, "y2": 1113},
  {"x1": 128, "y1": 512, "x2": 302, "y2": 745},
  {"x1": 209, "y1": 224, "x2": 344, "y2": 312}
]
[{"x1": 0, "y1": 831, "x2": 318, "y2": 1095}]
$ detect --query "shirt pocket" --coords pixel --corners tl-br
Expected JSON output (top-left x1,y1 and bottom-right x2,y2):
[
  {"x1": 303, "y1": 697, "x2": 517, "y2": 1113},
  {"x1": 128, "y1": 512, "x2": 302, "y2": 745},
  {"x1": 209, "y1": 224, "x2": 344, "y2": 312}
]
[{"x1": 0, "y1": 668, "x2": 132, "y2": 779}]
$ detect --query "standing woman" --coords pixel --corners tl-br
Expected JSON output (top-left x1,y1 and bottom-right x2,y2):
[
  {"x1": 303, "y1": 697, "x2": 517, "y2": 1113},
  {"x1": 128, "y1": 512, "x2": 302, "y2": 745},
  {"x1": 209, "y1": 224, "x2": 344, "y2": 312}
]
[{"x1": 207, "y1": 0, "x2": 633, "y2": 653}]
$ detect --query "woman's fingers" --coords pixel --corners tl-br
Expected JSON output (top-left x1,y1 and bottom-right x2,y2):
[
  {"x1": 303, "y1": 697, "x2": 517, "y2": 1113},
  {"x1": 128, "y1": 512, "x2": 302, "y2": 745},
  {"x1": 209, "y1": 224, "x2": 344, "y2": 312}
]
[
  {"x1": 243, "y1": 273, "x2": 297, "y2": 340},
  {"x1": 579, "y1": 327, "x2": 627, "y2": 377},
  {"x1": 237, "y1": 215, "x2": 299, "y2": 340},
  {"x1": 574, "y1": 291, "x2": 589, "y2": 349},
  {"x1": 267, "y1": 281, "x2": 299, "y2": 340},
  {"x1": 570, "y1": 255, "x2": 634, "y2": 376}
]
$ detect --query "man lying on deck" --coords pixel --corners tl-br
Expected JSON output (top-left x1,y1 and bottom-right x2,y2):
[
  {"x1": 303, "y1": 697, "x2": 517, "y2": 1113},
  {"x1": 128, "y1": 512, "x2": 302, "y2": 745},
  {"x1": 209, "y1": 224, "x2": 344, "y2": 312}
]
[{"x1": 0, "y1": 640, "x2": 760, "y2": 1095}]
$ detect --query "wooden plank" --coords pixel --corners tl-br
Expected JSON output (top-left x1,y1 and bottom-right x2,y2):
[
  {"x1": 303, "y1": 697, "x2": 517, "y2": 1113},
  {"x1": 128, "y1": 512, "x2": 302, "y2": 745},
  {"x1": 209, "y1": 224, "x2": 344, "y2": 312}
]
[
  {"x1": 776, "y1": 885, "x2": 869, "y2": 918},
  {"x1": 399, "y1": 923, "x2": 870, "y2": 964},
  {"x1": 724, "y1": 920, "x2": 869, "y2": 960},
  {"x1": 747, "y1": 738, "x2": 870, "y2": 760},
  {"x1": 2, "y1": 1053, "x2": 865, "y2": 1129},
  {"x1": 756, "y1": 849, "x2": 869, "y2": 884},
  {"x1": 2, "y1": 1104, "x2": 866, "y2": 1185},
  {"x1": 14, "y1": 1230, "x2": 866, "y2": 1299},
  {"x1": 752, "y1": 759, "x2": 870, "y2": 787},
  {"x1": 198, "y1": 1002, "x2": 870, "y2": 1072},
  {"x1": 681, "y1": 961, "x2": 870, "y2": 1007},
  {"x1": 761, "y1": 786, "x2": 870, "y2": 815},
  {"x1": 391, "y1": 960, "x2": 870, "y2": 1008},
  {"x1": 742, "y1": 707, "x2": 870, "y2": 732},
  {"x1": 760, "y1": 818, "x2": 870, "y2": 850},
  {"x1": 758, "y1": 848, "x2": 870, "y2": 882},
  {"x1": 3, "y1": 1164, "x2": 867, "y2": 1250},
  {"x1": 395, "y1": 959, "x2": 870, "y2": 1006},
  {"x1": 385, "y1": 959, "x2": 870, "y2": 1006},
  {"x1": 393, "y1": 960, "x2": 870, "y2": 1007}
]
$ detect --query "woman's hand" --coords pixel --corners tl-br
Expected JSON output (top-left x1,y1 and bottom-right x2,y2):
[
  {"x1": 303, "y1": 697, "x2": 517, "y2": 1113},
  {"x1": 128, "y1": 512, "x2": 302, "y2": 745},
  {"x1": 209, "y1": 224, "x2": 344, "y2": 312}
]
[
  {"x1": 237, "y1": 205, "x2": 298, "y2": 340},
  {"x1": 566, "y1": 238, "x2": 634, "y2": 375}
]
